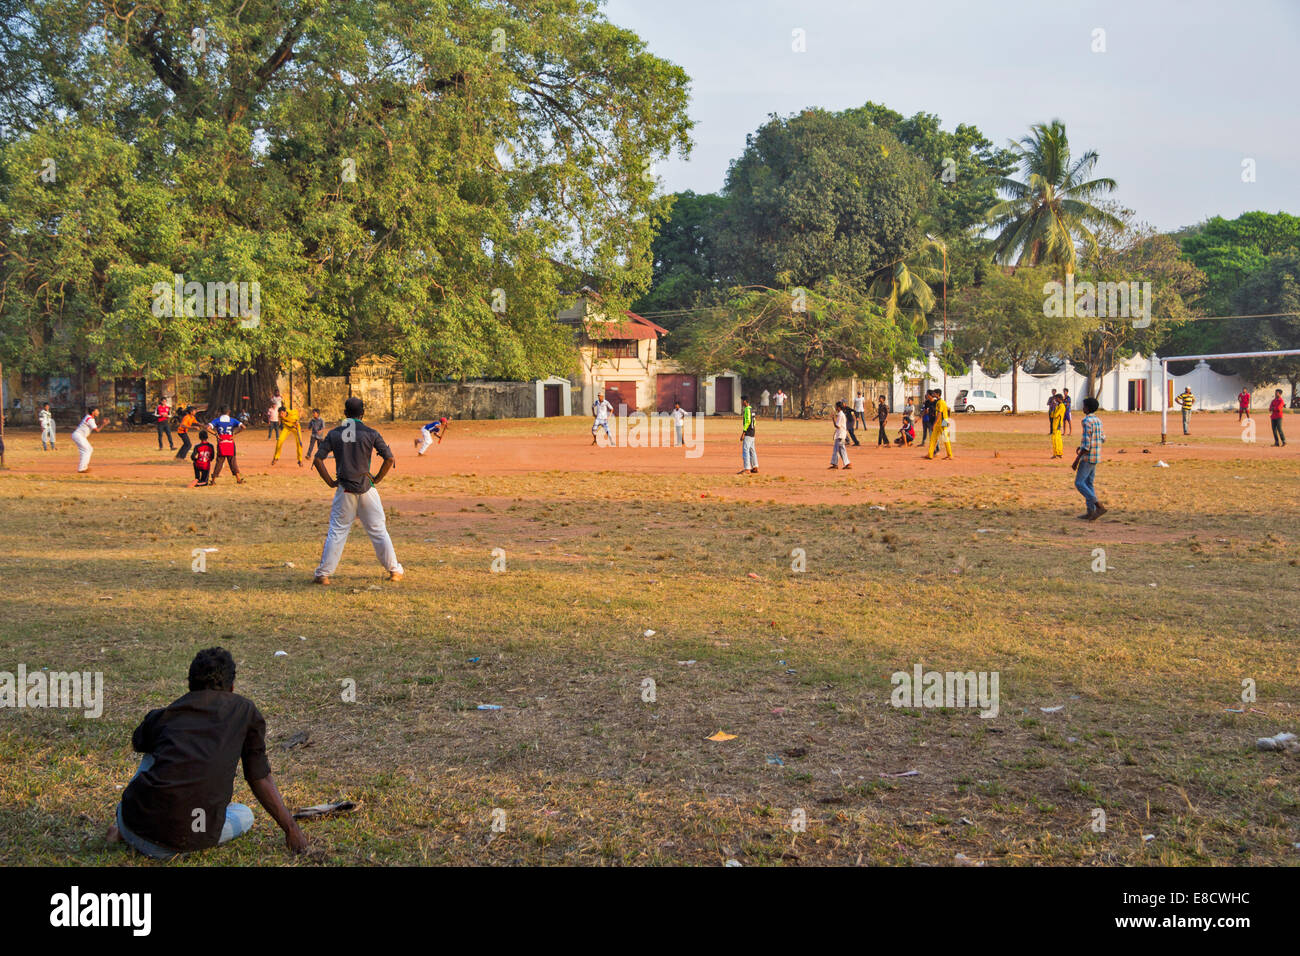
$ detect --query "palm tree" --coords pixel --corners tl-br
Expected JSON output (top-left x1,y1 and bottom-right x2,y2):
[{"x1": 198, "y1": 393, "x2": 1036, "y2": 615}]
[
  {"x1": 987, "y1": 120, "x2": 1122, "y2": 274},
  {"x1": 867, "y1": 238, "x2": 944, "y2": 333}
]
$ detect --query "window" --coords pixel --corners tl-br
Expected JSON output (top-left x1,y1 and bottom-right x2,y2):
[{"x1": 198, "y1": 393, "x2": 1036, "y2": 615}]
[{"x1": 596, "y1": 339, "x2": 638, "y2": 360}]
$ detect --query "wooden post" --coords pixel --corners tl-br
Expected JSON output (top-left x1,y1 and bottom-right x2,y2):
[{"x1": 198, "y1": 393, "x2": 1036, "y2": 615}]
[{"x1": 0, "y1": 360, "x2": 6, "y2": 468}]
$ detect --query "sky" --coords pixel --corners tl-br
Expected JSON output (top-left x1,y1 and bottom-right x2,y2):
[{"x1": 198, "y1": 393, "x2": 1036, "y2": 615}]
[{"x1": 603, "y1": 0, "x2": 1300, "y2": 233}]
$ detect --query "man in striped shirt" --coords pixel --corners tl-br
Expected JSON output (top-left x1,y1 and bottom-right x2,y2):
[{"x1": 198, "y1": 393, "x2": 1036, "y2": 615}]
[
  {"x1": 1072, "y1": 397, "x2": 1106, "y2": 520},
  {"x1": 1176, "y1": 387, "x2": 1194, "y2": 435}
]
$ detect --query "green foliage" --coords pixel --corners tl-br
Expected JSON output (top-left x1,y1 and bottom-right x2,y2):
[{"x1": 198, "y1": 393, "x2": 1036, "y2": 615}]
[
  {"x1": 954, "y1": 266, "x2": 1089, "y2": 412},
  {"x1": 1223, "y1": 253, "x2": 1300, "y2": 390},
  {"x1": 1068, "y1": 204, "x2": 1206, "y2": 391},
  {"x1": 987, "y1": 120, "x2": 1122, "y2": 274},
  {"x1": 712, "y1": 107, "x2": 929, "y2": 291},
  {"x1": 1179, "y1": 211, "x2": 1300, "y2": 317},
  {"x1": 844, "y1": 102, "x2": 1014, "y2": 291},
  {"x1": 675, "y1": 279, "x2": 920, "y2": 413},
  {"x1": 0, "y1": 0, "x2": 692, "y2": 386},
  {"x1": 629, "y1": 190, "x2": 727, "y2": 339}
]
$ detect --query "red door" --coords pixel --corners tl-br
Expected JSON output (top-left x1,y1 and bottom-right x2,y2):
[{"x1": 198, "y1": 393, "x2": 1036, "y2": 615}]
[
  {"x1": 656, "y1": 374, "x2": 697, "y2": 413},
  {"x1": 604, "y1": 381, "x2": 636, "y2": 414},
  {"x1": 714, "y1": 377, "x2": 734, "y2": 414},
  {"x1": 543, "y1": 384, "x2": 562, "y2": 417}
]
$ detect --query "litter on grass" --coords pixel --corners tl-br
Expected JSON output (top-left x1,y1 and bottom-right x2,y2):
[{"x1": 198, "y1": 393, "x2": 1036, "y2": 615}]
[
  {"x1": 1040, "y1": 705, "x2": 1064, "y2": 713},
  {"x1": 292, "y1": 800, "x2": 358, "y2": 820},
  {"x1": 1256, "y1": 731, "x2": 1298, "y2": 752},
  {"x1": 707, "y1": 731, "x2": 738, "y2": 742},
  {"x1": 476, "y1": 704, "x2": 503, "y2": 711}
]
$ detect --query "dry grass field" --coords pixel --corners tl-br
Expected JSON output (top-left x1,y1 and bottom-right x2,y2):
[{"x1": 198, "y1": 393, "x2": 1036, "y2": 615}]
[{"x1": 1, "y1": 410, "x2": 1297, "y2": 866}]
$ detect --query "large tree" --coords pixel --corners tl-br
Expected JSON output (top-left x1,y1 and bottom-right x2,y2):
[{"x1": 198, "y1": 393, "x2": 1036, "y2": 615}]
[
  {"x1": 1069, "y1": 203, "x2": 1206, "y2": 397},
  {"x1": 711, "y1": 107, "x2": 930, "y2": 296},
  {"x1": 629, "y1": 190, "x2": 727, "y2": 342},
  {"x1": 986, "y1": 120, "x2": 1122, "y2": 274},
  {"x1": 676, "y1": 277, "x2": 919, "y2": 415},
  {"x1": 954, "y1": 266, "x2": 1090, "y2": 412},
  {"x1": 1179, "y1": 211, "x2": 1300, "y2": 317},
  {"x1": 0, "y1": 0, "x2": 692, "y2": 412},
  {"x1": 1223, "y1": 253, "x2": 1300, "y2": 400}
]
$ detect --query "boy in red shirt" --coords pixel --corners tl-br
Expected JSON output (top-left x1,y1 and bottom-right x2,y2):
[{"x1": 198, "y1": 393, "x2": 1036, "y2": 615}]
[
  {"x1": 190, "y1": 429, "x2": 215, "y2": 487},
  {"x1": 1269, "y1": 389, "x2": 1287, "y2": 447}
]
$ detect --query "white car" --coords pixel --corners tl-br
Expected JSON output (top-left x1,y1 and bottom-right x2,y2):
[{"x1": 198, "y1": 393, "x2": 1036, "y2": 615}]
[{"x1": 954, "y1": 388, "x2": 1011, "y2": 413}]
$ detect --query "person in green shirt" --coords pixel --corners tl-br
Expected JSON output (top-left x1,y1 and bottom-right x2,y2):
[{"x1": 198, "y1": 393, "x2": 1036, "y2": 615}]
[{"x1": 739, "y1": 396, "x2": 758, "y2": 474}]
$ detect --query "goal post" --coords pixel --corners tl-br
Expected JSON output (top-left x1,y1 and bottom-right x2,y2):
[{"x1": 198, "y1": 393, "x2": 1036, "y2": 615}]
[{"x1": 1159, "y1": 349, "x2": 1300, "y2": 443}]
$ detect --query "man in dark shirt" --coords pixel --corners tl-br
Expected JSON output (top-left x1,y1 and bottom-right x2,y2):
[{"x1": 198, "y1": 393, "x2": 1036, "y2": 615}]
[
  {"x1": 109, "y1": 646, "x2": 308, "y2": 858},
  {"x1": 311, "y1": 396, "x2": 404, "y2": 584}
]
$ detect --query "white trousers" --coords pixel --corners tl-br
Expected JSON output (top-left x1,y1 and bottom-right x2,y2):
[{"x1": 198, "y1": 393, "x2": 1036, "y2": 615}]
[
  {"x1": 71, "y1": 430, "x2": 93, "y2": 470},
  {"x1": 416, "y1": 429, "x2": 435, "y2": 454},
  {"x1": 41, "y1": 424, "x2": 56, "y2": 449},
  {"x1": 316, "y1": 486, "x2": 403, "y2": 577}
]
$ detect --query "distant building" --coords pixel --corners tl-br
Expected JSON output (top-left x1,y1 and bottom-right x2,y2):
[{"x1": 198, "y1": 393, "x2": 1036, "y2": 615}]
[{"x1": 559, "y1": 291, "x2": 742, "y2": 415}]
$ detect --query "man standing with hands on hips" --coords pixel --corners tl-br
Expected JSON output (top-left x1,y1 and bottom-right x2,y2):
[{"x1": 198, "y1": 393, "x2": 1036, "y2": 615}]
[{"x1": 312, "y1": 396, "x2": 404, "y2": 585}]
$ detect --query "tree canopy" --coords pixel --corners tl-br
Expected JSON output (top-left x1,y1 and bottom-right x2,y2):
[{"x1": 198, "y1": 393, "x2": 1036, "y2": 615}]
[{"x1": 0, "y1": 0, "x2": 693, "y2": 406}]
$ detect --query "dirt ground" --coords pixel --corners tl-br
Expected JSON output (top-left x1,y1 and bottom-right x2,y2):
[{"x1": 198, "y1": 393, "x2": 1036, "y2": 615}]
[
  {"x1": 0, "y1": 409, "x2": 1296, "y2": 867},
  {"x1": 5, "y1": 407, "x2": 1289, "y2": 488}
]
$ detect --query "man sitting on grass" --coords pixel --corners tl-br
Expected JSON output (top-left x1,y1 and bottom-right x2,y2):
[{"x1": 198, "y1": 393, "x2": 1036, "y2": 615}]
[{"x1": 108, "y1": 646, "x2": 308, "y2": 859}]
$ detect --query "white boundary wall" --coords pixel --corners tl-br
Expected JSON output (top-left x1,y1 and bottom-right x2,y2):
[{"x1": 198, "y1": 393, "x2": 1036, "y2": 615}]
[{"x1": 893, "y1": 352, "x2": 1288, "y2": 413}]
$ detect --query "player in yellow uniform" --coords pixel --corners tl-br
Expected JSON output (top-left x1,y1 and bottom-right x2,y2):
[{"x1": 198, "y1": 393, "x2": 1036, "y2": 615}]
[
  {"x1": 1050, "y1": 399, "x2": 1065, "y2": 458},
  {"x1": 925, "y1": 389, "x2": 953, "y2": 460},
  {"x1": 271, "y1": 404, "x2": 304, "y2": 465}
]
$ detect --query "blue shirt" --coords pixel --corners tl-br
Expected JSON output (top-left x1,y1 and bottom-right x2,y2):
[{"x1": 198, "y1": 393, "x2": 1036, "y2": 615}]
[{"x1": 208, "y1": 415, "x2": 241, "y2": 436}]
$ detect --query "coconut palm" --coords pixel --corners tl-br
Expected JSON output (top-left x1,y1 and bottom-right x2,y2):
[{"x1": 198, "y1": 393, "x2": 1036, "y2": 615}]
[
  {"x1": 867, "y1": 238, "x2": 944, "y2": 333},
  {"x1": 987, "y1": 120, "x2": 1122, "y2": 274}
]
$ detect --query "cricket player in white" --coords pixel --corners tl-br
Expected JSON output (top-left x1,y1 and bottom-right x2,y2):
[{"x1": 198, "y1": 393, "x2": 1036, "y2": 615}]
[
  {"x1": 39, "y1": 403, "x2": 56, "y2": 450},
  {"x1": 311, "y1": 397, "x2": 403, "y2": 584},
  {"x1": 830, "y1": 401, "x2": 852, "y2": 469},
  {"x1": 591, "y1": 393, "x2": 614, "y2": 446},
  {"x1": 671, "y1": 402, "x2": 687, "y2": 447},
  {"x1": 414, "y1": 417, "x2": 448, "y2": 455},
  {"x1": 71, "y1": 407, "x2": 99, "y2": 472}
]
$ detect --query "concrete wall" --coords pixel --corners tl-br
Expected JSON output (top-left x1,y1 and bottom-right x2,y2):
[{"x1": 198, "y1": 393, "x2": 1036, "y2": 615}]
[
  {"x1": 396, "y1": 381, "x2": 539, "y2": 420},
  {"x1": 284, "y1": 364, "x2": 547, "y2": 421},
  {"x1": 898, "y1": 352, "x2": 1289, "y2": 414}
]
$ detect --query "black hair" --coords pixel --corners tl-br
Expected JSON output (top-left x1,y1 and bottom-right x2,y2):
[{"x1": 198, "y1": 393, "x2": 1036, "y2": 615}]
[
  {"x1": 344, "y1": 396, "x2": 364, "y2": 418},
  {"x1": 1083, "y1": 397, "x2": 1100, "y2": 413},
  {"x1": 199, "y1": 429, "x2": 208, "y2": 440},
  {"x1": 311, "y1": 408, "x2": 320, "y2": 414},
  {"x1": 218, "y1": 404, "x2": 228, "y2": 415},
  {"x1": 741, "y1": 395, "x2": 749, "y2": 402},
  {"x1": 188, "y1": 646, "x2": 236, "y2": 692}
]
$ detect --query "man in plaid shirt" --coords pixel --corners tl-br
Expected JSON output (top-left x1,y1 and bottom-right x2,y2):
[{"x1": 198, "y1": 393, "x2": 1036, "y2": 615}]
[{"x1": 1072, "y1": 397, "x2": 1106, "y2": 520}]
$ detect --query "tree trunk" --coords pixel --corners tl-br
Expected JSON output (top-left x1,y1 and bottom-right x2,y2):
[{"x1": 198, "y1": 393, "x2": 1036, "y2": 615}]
[
  {"x1": 1012, "y1": 362, "x2": 1019, "y2": 414},
  {"x1": 799, "y1": 362, "x2": 810, "y2": 417},
  {"x1": 206, "y1": 356, "x2": 280, "y2": 419}
]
